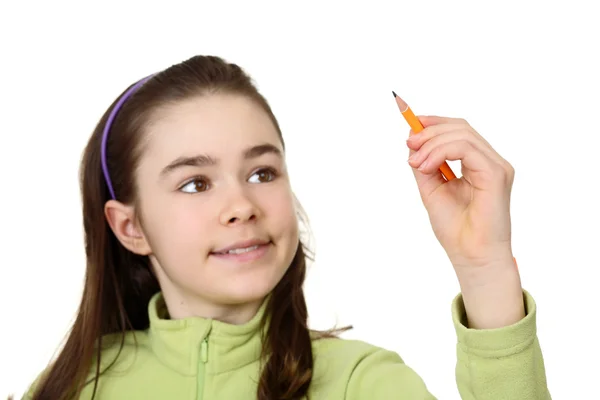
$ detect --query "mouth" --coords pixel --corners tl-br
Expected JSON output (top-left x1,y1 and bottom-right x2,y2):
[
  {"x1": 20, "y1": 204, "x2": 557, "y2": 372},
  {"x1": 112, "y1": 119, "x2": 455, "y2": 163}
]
[{"x1": 210, "y1": 239, "x2": 272, "y2": 263}]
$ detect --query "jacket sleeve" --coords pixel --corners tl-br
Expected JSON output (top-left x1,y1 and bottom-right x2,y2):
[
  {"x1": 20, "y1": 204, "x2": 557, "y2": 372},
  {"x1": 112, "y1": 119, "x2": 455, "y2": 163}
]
[
  {"x1": 452, "y1": 289, "x2": 551, "y2": 399},
  {"x1": 345, "y1": 289, "x2": 550, "y2": 399}
]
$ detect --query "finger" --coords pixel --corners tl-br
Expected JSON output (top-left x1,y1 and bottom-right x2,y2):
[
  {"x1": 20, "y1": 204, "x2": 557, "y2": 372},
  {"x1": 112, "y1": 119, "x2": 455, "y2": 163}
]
[
  {"x1": 407, "y1": 116, "x2": 470, "y2": 160},
  {"x1": 416, "y1": 115, "x2": 468, "y2": 128},
  {"x1": 413, "y1": 139, "x2": 504, "y2": 193},
  {"x1": 407, "y1": 146, "x2": 447, "y2": 198},
  {"x1": 409, "y1": 161, "x2": 447, "y2": 201},
  {"x1": 408, "y1": 128, "x2": 505, "y2": 170},
  {"x1": 409, "y1": 117, "x2": 511, "y2": 172},
  {"x1": 406, "y1": 120, "x2": 463, "y2": 194},
  {"x1": 410, "y1": 122, "x2": 478, "y2": 148},
  {"x1": 414, "y1": 116, "x2": 497, "y2": 150},
  {"x1": 415, "y1": 115, "x2": 496, "y2": 149}
]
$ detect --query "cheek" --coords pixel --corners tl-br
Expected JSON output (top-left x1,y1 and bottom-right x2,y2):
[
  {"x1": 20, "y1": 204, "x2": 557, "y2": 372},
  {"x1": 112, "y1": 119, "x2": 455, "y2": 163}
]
[
  {"x1": 261, "y1": 188, "x2": 298, "y2": 238},
  {"x1": 143, "y1": 196, "x2": 214, "y2": 256},
  {"x1": 169, "y1": 201, "x2": 214, "y2": 247}
]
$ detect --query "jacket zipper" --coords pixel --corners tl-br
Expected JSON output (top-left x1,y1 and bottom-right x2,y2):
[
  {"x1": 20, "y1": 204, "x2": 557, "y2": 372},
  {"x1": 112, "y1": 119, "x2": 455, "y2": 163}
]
[{"x1": 197, "y1": 337, "x2": 209, "y2": 400}]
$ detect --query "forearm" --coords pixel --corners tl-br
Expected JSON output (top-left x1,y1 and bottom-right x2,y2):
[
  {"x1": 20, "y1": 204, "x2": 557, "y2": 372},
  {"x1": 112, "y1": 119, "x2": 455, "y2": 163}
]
[{"x1": 456, "y1": 260, "x2": 525, "y2": 329}]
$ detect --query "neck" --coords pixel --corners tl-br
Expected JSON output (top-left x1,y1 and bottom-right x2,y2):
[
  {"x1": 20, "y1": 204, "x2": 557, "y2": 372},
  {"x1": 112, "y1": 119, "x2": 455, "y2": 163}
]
[{"x1": 161, "y1": 288, "x2": 267, "y2": 325}]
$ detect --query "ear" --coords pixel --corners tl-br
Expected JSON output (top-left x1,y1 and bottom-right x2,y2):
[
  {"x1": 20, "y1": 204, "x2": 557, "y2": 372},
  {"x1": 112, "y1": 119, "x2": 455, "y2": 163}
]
[{"x1": 104, "y1": 199, "x2": 152, "y2": 256}]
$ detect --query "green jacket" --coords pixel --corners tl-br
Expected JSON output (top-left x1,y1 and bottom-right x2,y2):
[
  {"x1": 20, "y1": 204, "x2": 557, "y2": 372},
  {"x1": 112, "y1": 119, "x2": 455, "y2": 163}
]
[{"x1": 26, "y1": 289, "x2": 550, "y2": 399}]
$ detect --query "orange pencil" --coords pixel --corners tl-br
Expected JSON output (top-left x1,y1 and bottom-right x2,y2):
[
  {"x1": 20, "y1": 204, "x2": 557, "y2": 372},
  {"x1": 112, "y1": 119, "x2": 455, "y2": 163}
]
[
  {"x1": 393, "y1": 91, "x2": 518, "y2": 268},
  {"x1": 393, "y1": 91, "x2": 457, "y2": 181}
]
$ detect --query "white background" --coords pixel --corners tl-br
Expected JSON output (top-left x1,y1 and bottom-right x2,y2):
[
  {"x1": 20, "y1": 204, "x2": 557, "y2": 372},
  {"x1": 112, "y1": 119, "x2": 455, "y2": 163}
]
[{"x1": 1, "y1": 1, "x2": 598, "y2": 398}]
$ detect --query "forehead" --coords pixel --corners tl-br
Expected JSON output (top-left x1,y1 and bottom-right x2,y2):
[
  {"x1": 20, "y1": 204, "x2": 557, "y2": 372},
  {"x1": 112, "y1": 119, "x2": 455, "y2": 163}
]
[{"x1": 142, "y1": 94, "x2": 282, "y2": 166}]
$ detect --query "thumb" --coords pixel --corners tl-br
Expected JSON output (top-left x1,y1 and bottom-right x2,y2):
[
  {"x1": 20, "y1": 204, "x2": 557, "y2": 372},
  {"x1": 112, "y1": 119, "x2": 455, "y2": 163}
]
[
  {"x1": 407, "y1": 119, "x2": 446, "y2": 199},
  {"x1": 409, "y1": 155, "x2": 447, "y2": 200}
]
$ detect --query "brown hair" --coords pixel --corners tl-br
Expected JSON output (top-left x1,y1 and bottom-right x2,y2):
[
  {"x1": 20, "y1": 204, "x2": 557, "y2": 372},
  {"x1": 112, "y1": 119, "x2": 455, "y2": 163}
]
[{"x1": 27, "y1": 55, "x2": 349, "y2": 400}]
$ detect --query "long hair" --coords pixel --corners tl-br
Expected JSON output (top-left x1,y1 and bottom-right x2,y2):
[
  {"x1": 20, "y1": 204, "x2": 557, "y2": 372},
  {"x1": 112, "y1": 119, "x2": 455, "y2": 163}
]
[{"x1": 28, "y1": 55, "x2": 350, "y2": 400}]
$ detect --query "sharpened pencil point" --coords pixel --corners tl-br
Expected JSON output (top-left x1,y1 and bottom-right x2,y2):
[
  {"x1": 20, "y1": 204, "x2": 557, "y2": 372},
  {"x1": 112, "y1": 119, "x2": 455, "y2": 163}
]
[{"x1": 393, "y1": 92, "x2": 409, "y2": 112}]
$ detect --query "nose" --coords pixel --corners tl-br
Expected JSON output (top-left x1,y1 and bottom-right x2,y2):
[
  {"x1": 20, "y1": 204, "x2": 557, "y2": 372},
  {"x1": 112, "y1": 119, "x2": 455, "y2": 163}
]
[{"x1": 219, "y1": 185, "x2": 260, "y2": 226}]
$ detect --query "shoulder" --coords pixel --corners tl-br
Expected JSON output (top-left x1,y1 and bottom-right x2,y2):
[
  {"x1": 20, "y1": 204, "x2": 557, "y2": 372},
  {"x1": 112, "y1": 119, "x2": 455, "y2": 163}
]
[
  {"x1": 98, "y1": 329, "x2": 151, "y2": 357},
  {"x1": 78, "y1": 330, "x2": 156, "y2": 398},
  {"x1": 312, "y1": 335, "x2": 405, "y2": 364},
  {"x1": 89, "y1": 330, "x2": 154, "y2": 377},
  {"x1": 310, "y1": 336, "x2": 434, "y2": 399},
  {"x1": 23, "y1": 330, "x2": 152, "y2": 399}
]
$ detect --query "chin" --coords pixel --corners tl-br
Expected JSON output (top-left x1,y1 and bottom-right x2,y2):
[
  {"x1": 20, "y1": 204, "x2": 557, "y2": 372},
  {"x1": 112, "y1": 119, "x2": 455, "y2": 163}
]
[
  {"x1": 222, "y1": 271, "x2": 282, "y2": 305},
  {"x1": 207, "y1": 241, "x2": 295, "y2": 306}
]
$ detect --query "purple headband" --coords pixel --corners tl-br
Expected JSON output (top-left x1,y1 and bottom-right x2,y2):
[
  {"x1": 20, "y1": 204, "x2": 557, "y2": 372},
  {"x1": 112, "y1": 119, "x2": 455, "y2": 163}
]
[{"x1": 101, "y1": 74, "x2": 155, "y2": 200}]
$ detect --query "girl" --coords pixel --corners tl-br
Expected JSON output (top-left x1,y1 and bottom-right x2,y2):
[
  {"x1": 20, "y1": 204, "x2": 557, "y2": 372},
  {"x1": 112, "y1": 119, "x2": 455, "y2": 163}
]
[{"x1": 23, "y1": 55, "x2": 550, "y2": 399}]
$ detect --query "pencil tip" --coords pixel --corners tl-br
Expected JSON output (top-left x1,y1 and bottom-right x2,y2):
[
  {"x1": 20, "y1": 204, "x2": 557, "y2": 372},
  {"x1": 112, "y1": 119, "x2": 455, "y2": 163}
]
[{"x1": 393, "y1": 92, "x2": 409, "y2": 112}]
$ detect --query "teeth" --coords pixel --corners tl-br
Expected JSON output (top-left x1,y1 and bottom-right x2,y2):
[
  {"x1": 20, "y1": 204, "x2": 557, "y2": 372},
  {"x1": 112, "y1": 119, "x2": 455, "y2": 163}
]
[{"x1": 226, "y1": 245, "x2": 260, "y2": 255}]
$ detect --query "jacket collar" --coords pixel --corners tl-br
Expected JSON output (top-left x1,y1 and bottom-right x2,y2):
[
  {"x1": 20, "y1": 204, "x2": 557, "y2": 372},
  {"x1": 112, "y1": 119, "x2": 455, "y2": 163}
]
[{"x1": 147, "y1": 291, "x2": 268, "y2": 375}]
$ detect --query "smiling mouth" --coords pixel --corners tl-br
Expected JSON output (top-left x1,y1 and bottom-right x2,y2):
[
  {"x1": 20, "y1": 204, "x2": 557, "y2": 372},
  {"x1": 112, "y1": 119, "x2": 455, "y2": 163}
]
[
  {"x1": 210, "y1": 242, "x2": 272, "y2": 262},
  {"x1": 214, "y1": 244, "x2": 262, "y2": 255}
]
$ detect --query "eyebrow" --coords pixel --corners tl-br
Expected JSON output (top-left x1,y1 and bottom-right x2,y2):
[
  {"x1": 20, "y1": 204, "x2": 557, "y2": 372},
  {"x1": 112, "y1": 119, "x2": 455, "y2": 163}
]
[{"x1": 160, "y1": 143, "x2": 283, "y2": 177}]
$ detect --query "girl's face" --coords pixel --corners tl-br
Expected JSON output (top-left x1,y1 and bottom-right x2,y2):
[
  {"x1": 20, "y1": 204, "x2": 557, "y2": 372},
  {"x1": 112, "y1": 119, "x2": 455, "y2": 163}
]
[{"x1": 134, "y1": 94, "x2": 299, "y2": 321}]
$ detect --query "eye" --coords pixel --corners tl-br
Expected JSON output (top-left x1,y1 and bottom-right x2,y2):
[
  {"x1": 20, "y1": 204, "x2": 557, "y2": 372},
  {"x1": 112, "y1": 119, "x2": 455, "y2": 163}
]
[
  {"x1": 248, "y1": 167, "x2": 278, "y2": 184},
  {"x1": 180, "y1": 177, "x2": 210, "y2": 193}
]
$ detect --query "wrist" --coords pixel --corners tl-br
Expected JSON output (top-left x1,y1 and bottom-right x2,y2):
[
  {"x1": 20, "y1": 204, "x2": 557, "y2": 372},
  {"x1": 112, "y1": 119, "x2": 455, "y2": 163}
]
[
  {"x1": 457, "y1": 260, "x2": 525, "y2": 329},
  {"x1": 451, "y1": 246, "x2": 516, "y2": 286}
]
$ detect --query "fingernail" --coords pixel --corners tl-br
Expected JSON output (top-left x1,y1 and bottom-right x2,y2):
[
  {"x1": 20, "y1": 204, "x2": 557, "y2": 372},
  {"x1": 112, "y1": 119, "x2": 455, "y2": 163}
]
[{"x1": 418, "y1": 160, "x2": 428, "y2": 171}]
